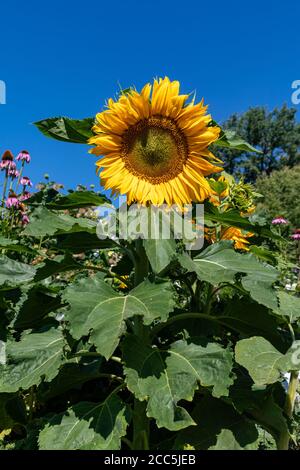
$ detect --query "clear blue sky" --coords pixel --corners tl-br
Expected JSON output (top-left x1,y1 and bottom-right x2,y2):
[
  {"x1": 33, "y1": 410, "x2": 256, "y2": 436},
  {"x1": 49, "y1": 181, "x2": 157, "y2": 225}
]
[{"x1": 0, "y1": 0, "x2": 299, "y2": 192}]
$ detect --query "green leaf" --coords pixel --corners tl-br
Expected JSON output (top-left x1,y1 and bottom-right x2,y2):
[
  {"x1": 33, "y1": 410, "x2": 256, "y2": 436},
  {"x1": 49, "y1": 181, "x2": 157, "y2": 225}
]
[
  {"x1": 249, "y1": 245, "x2": 277, "y2": 264},
  {"x1": 46, "y1": 191, "x2": 109, "y2": 210},
  {"x1": 56, "y1": 232, "x2": 115, "y2": 253},
  {"x1": 34, "y1": 117, "x2": 94, "y2": 144},
  {"x1": 273, "y1": 291, "x2": 300, "y2": 323},
  {"x1": 38, "y1": 394, "x2": 130, "y2": 450},
  {"x1": 13, "y1": 285, "x2": 63, "y2": 330},
  {"x1": 220, "y1": 299, "x2": 285, "y2": 350},
  {"x1": 0, "y1": 236, "x2": 18, "y2": 247},
  {"x1": 39, "y1": 359, "x2": 103, "y2": 401},
  {"x1": 175, "y1": 396, "x2": 258, "y2": 449},
  {"x1": 0, "y1": 328, "x2": 64, "y2": 392},
  {"x1": 179, "y1": 241, "x2": 278, "y2": 309},
  {"x1": 214, "y1": 128, "x2": 262, "y2": 154},
  {"x1": 64, "y1": 275, "x2": 175, "y2": 359},
  {"x1": 209, "y1": 429, "x2": 244, "y2": 450},
  {"x1": 0, "y1": 237, "x2": 34, "y2": 255},
  {"x1": 205, "y1": 203, "x2": 282, "y2": 240},
  {"x1": 142, "y1": 207, "x2": 178, "y2": 274},
  {"x1": 22, "y1": 206, "x2": 97, "y2": 237},
  {"x1": 179, "y1": 241, "x2": 278, "y2": 290},
  {"x1": 0, "y1": 255, "x2": 36, "y2": 287},
  {"x1": 143, "y1": 238, "x2": 176, "y2": 274},
  {"x1": 230, "y1": 376, "x2": 289, "y2": 442},
  {"x1": 241, "y1": 275, "x2": 278, "y2": 310},
  {"x1": 235, "y1": 336, "x2": 295, "y2": 386},
  {"x1": 123, "y1": 335, "x2": 233, "y2": 431}
]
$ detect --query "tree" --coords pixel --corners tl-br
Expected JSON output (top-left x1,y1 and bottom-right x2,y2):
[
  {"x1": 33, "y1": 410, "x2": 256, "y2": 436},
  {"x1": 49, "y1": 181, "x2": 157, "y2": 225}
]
[
  {"x1": 215, "y1": 106, "x2": 300, "y2": 182},
  {"x1": 256, "y1": 165, "x2": 300, "y2": 227}
]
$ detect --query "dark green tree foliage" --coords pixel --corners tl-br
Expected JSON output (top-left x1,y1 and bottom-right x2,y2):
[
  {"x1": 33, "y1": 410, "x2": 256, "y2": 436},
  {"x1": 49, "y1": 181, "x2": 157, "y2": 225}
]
[
  {"x1": 215, "y1": 106, "x2": 300, "y2": 182},
  {"x1": 256, "y1": 165, "x2": 300, "y2": 227}
]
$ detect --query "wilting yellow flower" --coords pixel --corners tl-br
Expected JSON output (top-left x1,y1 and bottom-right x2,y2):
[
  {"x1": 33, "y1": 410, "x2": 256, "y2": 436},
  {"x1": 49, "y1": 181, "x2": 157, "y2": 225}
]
[
  {"x1": 205, "y1": 226, "x2": 254, "y2": 250},
  {"x1": 221, "y1": 227, "x2": 254, "y2": 250},
  {"x1": 89, "y1": 77, "x2": 222, "y2": 206}
]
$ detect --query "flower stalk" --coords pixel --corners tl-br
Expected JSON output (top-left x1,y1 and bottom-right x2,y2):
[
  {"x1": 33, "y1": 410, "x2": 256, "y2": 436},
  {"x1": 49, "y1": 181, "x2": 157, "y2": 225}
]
[{"x1": 277, "y1": 370, "x2": 299, "y2": 450}]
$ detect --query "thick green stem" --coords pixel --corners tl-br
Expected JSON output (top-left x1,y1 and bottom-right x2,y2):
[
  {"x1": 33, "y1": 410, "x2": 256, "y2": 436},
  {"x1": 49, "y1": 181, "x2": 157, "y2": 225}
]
[
  {"x1": 134, "y1": 238, "x2": 149, "y2": 286},
  {"x1": 204, "y1": 284, "x2": 214, "y2": 314},
  {"x1": 132, "y1": 399, "x2": 149, "y2": 450},
  {"x1": 131, "y1": 238, "x2": 150, "y2": 449},
  {"x1": 277, "y1": 370, "x2": 299, "y2": 450}
]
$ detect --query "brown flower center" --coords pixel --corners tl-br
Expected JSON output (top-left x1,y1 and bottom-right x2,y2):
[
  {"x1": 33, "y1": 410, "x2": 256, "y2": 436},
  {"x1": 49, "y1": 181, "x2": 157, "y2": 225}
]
[{"x1": 121, "y1": 116, "x2": 188, "y2": 183}]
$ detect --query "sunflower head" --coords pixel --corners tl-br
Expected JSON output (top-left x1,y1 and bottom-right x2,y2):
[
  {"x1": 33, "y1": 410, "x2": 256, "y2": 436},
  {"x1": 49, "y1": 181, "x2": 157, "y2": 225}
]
[{"x1": 89, "y1": 77, "x2": 222, "y2": 206}]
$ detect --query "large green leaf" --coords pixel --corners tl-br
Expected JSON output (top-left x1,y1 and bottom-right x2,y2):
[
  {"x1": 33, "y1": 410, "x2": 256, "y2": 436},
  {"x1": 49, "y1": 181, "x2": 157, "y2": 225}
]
[
  {"x1": 0, "y1": 327, "x2": 64, "y2": 392},
  {"x1": 34, "y1": 117, "x2": 94, "y2": 144},
  {"x1": 143, "y1": 238, "x2": 176, "y2": 274},
  {"x1": 22, "y1": 206, "x2": 97, "y2": 238},
  {"x1": 0, "y1": 256, "x2": 36, "y2": 287},
  {"x1": 241, "y1": 275, "x2": 278, "y2": 310},
  {"x1": 229, "y1": 376, "x2": 289, "y2": 443},
  {"x1": 175, "y1": 396, "x2": 258, "y2": 449},
  {"x1": 205, "y1": 204, "x2": 281, "y2": 240},
  {"x1": 209, "y1": 429, "x2": 244, "y2": 450},
  {"x1": 220, "y1": 300, "x2": 285, "y2": 351},
  {"x1": 47, "y1": 191, "x2": 109, "y2": 210},
  {"x1": 213, "y1": 129, "x2": 261, "y2": 154},
  {"x1": 122, "y1": 335, "x2": 233, "y2": 431},
  {"x1": 13, "y1": 285, "x2": 63, "y2": 329},
  {"x1": 38, "y1": 394, "x2": 130, "y2": 450},
  {"x1": 273, "y1": 291, "x2": 300, "y2": 323},
  {"x1": 39, "y1": 359, "x2": 103, "y2": 401},
  {"x1": 64, "y1": 275, "x2": 175, "y2": 359},
  {"x1": 56, "y1": 232, "x2": 115, "y2": 253},
  {"x1": 0, "y1": 237, "x2": 35, "y2": 255},
  {"x1": 235, "y1": 336, "x2": 295, "y2": 386},
  {"x1": 179, "y1": 242, "x2": 278, "y2": 309},
  {"x1": 142, "y1": 207, "x2": 178, "y2": 274}
]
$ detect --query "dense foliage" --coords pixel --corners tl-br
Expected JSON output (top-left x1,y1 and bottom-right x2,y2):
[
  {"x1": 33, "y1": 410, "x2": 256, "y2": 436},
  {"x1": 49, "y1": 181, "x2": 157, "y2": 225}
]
[
  {"x1": 0, "y1": 182, "x2": 299, "y2": 450},
  {"x1": 256, "y1": 165, "x2": 300, "y2": 227},
  {"x1": 0, "y1": 102, "x2": 299, "y2": 451},
  {"x1": 216, "y1": 106, "x2": 300, "y2": 182}
]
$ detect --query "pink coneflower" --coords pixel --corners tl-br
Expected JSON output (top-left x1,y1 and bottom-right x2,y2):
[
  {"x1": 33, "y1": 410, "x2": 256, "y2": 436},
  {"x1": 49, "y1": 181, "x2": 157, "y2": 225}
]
[
  {"x1": 8, "y1": 168, "x2": 20, "y2": 179},
  {"x1": 19, "y1": 191, "x2": 32, "y2": 201},
  {"x1": 20, "y1": 176, "x2": 33, "y2": 187},
  {"x1": 5, "y1": 192, "x2": 19, "y2": 208},
  {"x1": 16, "y1": 150, "x2": 31, "y2": 163},
  {"x1": 21, "y1": 213, "x2": 30, "y2": 225},
  {"x1": 0, "y1": 160, "x2": 16, "y2": 171},
  {"x1": 272, "y1": 216, "x2": 288, "y2": 225},
  {"x1": 291, "y1": 229, "x2": 300, "y2": 240}
]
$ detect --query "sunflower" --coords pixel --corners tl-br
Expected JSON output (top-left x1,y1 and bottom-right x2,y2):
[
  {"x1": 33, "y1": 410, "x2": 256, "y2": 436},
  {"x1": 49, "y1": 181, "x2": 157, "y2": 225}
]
[
  {"x1": 89, "y1": 77, "x2": 222, "y2": 206},
  {"x1": 205, "y1": 226, "x2": 254, "y2": 251},
  {"x1": 220, "y1": 227, "x2": 254, "y2": 251}
]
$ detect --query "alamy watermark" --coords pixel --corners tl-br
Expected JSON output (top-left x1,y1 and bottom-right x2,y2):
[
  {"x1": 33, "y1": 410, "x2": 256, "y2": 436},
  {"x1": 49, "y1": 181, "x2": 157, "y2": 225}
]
[
  {"x1": 291, "y1": 80, "x2": 300, "y2": 105},
  {"x1": 0, "y1": 340, "x2": 6, "y2": 365},
  {"x1": 0, "y1": 80, "x2": 6, "y2": 104},
  {"x1": 95, "y1": 197, "x2": 205, "y2": 250}
]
